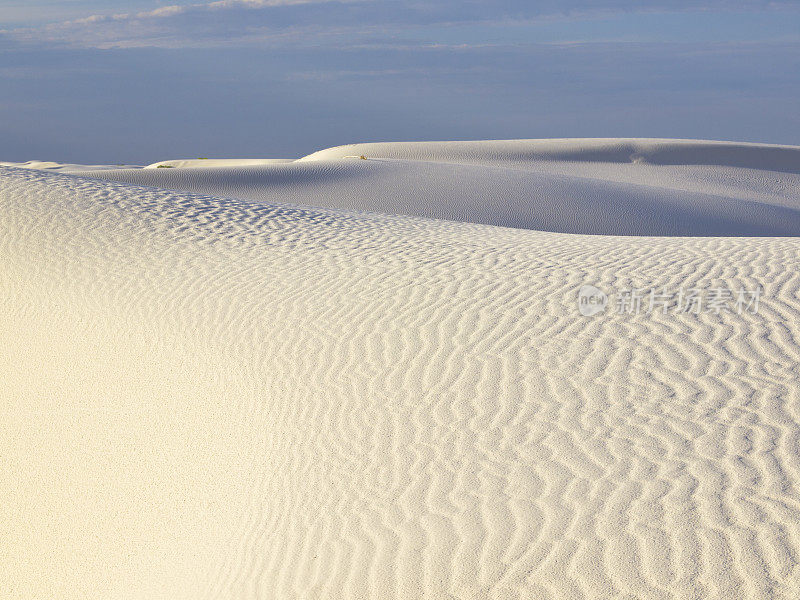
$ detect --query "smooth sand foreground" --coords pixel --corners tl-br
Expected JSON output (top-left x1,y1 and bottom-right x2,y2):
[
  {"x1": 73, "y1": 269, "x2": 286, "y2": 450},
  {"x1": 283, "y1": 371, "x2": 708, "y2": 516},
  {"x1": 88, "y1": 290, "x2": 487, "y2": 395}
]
[{"x1": 2, "y1": 140, "x2": 800, "y2": 599}]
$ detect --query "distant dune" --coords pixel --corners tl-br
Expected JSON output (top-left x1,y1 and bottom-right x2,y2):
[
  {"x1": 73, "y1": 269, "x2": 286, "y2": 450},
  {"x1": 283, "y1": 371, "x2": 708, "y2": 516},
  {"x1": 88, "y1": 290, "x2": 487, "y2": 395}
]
[
  {"x1": 301, "y1": 138, "x2": 800, "y2": 172},
  {"x1": 2, "y1": 139, "x2": 800, "y2": 599},
  {"x1": 62, "y1": 138, "x2": 800, "y2": 236}
]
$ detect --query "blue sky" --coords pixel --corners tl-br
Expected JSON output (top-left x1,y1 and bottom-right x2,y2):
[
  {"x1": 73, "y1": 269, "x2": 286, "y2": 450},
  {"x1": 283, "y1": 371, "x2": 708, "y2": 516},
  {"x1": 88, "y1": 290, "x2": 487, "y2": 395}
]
[{"x1": 1, "y1": 1, "x2": 799, "y2": 163}]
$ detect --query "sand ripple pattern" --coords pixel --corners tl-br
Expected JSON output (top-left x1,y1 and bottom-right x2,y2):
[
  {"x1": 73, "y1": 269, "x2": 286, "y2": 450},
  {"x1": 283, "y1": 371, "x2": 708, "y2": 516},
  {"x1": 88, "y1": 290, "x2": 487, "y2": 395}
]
[{"x1": 2, "y1": 165, "x2": 800, "y2": 599}]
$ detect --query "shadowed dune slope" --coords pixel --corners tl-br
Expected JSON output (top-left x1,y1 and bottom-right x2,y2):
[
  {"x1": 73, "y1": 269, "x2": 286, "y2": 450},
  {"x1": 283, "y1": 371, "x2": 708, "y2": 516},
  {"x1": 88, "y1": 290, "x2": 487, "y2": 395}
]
[{"x1": 71, "y1": 138, "x2": 800, "y2": 236}]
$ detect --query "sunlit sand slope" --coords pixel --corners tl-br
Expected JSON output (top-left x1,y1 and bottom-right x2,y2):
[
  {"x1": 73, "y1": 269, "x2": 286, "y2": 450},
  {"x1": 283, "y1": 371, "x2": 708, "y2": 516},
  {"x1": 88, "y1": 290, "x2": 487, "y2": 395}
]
[{"x1": 3, "y1": 164, "x2": 800, "y2": 598}]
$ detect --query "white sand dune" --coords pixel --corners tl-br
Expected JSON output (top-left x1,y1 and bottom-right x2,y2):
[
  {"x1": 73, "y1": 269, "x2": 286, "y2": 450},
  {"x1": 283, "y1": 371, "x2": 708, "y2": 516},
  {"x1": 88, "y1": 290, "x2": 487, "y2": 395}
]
[
  {"x1": 145, "y1": 158, "x2": 296, "y2": 169},
  {"x1": 3, "y1": 139, "x2": 800, "y2": 599},
  {"x1": 0, "y1": 160, "x2": 143, "y2": 172},
  {"x1": 69, "y1": 139, "x2": 800, "y2": 236},
  {"x1": 300, "y1": 138, "x2": 800, "y2": 173}
]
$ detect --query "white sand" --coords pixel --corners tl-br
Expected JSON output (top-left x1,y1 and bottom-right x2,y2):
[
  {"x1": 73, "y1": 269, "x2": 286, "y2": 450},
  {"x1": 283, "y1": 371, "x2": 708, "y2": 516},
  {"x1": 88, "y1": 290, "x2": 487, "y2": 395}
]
[
  {"x1": 145, "y1": 158, "x2": 296, "y2": 169},
  {"x1": 68, "y1": 139, "x2": 800, "y2": 236},
  {"x1": 2, "y1": 139, "x2": 800, "y2": 599},
  {"x1": 0, "y1": 160, "x2": 143, "y2": 172}
]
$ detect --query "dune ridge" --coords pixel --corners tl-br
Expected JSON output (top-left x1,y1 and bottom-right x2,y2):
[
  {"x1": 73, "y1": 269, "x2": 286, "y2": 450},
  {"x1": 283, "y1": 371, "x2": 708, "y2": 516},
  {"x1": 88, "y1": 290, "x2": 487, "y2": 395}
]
[
  {"x1": 3, "y1": 155, "x2": 800, "y2": 598},
  {"x1": 66, "y1": 138, "x2": 800, "y2": 236},
  {"x1": 300, "y1": 138, "x2": 800, "y2": 173}
]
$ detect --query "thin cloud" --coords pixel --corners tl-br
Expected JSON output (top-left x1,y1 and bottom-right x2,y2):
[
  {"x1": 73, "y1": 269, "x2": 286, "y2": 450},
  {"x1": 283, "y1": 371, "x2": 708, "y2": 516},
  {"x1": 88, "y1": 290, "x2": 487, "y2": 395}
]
[
  {"x1": 2, "y1": 0, "x2": 799, "y2": 49},
  {"x1": 3, "y1": 0, "x2": 362, "y2": 48},
  {"x1": 67, "y1": 0, "x2": 332, "y2": 24}
]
